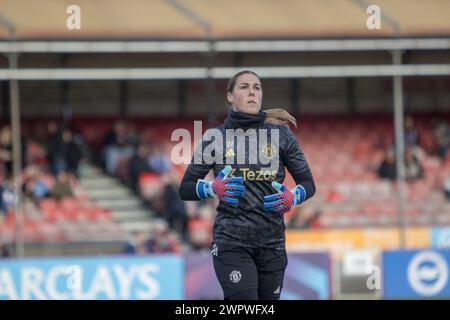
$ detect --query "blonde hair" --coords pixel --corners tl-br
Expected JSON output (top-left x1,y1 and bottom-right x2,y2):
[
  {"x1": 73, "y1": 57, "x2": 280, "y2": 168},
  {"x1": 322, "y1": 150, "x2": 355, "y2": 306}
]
[{"x1": 265, "y1": 108, "x2": 297, "y2": 128}]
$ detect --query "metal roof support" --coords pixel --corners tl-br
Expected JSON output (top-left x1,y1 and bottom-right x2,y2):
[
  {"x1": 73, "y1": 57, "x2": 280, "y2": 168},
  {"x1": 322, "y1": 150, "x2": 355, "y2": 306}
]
[
  {"x1": 0, "y1": 14, "x2": 24, "y2": 258},
  {"x1": 0, "y1": 64, "x2": 449, "y2": 80},
  {"x1": 392, "y1": 50, "x2": 407, "y2": 249},
  {"x1": 1, "y1": 38, "x2": 450, "y2": 53},
  {"x1": 166, "y1": 0, "x2": 217, "y2": 123}
]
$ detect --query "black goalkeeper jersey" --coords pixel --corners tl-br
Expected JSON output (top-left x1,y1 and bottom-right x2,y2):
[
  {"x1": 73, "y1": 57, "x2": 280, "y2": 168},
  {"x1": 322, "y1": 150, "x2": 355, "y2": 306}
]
[{"x1": 179, "y1": 120, "x2": 315, "y2": 250}]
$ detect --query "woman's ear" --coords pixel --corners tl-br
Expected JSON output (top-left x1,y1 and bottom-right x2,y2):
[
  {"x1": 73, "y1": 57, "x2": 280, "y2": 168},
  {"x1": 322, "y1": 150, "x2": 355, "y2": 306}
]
[{"x1": 227, "y1": 92, "x2": 233, "y2": 104}]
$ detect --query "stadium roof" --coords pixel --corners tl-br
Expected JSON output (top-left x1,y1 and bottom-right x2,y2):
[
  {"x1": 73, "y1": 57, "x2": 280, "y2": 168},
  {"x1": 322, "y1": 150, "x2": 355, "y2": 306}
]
[{"x1": 0, "y1": 0, "x2": 450, "y2": 40}]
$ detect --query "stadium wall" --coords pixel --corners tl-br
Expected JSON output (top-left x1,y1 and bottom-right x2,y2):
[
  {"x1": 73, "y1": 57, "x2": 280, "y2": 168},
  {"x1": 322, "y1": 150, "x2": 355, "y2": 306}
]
[
  {"x1": 0, "y1": 252, "x2": 332, "y2": 300},
  {"x1": 2, "y1": 246, "x2": 450, "y2": 300}
]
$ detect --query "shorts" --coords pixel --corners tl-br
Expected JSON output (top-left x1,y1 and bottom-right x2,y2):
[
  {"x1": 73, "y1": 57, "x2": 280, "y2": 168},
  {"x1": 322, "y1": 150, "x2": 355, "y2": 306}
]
[{"x1": 211, "y1": 243, "x2": 288, "y2": 300}]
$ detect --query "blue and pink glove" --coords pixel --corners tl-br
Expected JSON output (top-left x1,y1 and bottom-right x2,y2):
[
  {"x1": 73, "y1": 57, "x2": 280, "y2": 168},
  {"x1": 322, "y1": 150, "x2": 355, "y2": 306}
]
[
  {"x1": 196, "y1": 165, "x2": 245, "y2": 206},
  {"x1": 263, "y1": 181, "x2": 306, "y2": 214}
]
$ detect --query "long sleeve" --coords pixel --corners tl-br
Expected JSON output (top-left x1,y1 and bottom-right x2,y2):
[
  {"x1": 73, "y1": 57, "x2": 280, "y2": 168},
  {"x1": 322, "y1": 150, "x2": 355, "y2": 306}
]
[
  {"x1": 281, "y1": 126, "x2": 316, "y2": 201},
  {"x1": 178, "y1": 135, "x2": 215, "y2": 201}
]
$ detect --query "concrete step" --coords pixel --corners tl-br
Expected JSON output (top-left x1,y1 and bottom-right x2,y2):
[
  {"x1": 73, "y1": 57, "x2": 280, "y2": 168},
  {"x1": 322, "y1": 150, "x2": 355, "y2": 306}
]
[
  {"x1": 80, "y1": 178, "x2": 123, "y2": 190},
  {"x1": 87, "y1": 188, "x2": 134, "y2": 200},
  {"x1": 94, "y1": 198, "x2": 143, "y2": 211},
  {"x1": 78, "y1": 164, "x2": 158, "y2": 235},
  {"x1": 82, "y1": 165, "x2": 104, "y2": 176},
  {"x1": 81, "y1": 175, "x2": 118, "y2": 183},
  {"x1": 111, "y1": 210, "x2": 152, "y2": 222},
  {"x1": 119, "y1": 221, "x2": 154, "y2": 233}
]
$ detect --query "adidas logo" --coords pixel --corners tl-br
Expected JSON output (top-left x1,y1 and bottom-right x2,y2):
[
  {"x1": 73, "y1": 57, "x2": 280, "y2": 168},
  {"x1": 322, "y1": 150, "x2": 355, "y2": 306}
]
[
  {"x1": 225, "y1": 148, "x2": 235, "y2": 157},
  {"x1": 274, "y1": 286, "x2": 280, "y2": 294},
  {"x1": 211, "y1": 244, "x2": 218, "y2": 257}
]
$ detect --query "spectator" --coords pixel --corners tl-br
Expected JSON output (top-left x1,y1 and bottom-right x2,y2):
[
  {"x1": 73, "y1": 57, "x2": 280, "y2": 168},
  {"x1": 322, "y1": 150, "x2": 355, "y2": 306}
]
[
  {"x1": 102, "y1": 121, "x2": 134, "y2": 176},
  {"x1": 0, "y1": 126, "x2": 25, "y2": 176},
  {"x1": 124, "y1": 122, "x2": 140, "y2": 149},
  {"x1": 0, "y1": 126, "x2": 12, "y2": 176},
  {"x1": 161, "y1": 171, "x2": 188, "y2": 241},
  {"x1": 432, "y1": 118, "x2": 450, "y2": 160},
  {"x1": 378, "y1": 149, "x2": 396, "y2": 180},
  {"x1": 123, "y1": 231, "x2": 149, "y2": 255},
  {"x1": 62, "y1": 129, "x2": 84, "y2": 178},
  {"x1": 24, "y1": 166, "x2": 50, "y2": 203},
  {"x1": 404, "y1": 115, "x2": 421, "y2": 148},
  {"x1": 444, "y1": 177, "x2": 450, "y2": 201},
  {"x1": 128, "y1": 144, "x2": 150, "y2": 192},
  {"x1": 102, "y1": 120, "x2": 126, "y2": 148},
  {"x1": 147, "y1": 219, "x2": 179, "y2": 253},
  {"x1": 0, "y1": 176, "x2": 16, "y2": 215},
  {"x1": 404, "y1": 115, "x2": 428, "y2": 163},
  {"x1": 306, "y1": 209, "x2": 323, "y2": 229},
  {"x1": 288, "y1": 207, "x2": 322, "y2": 229},
  {"x1": 405, "y1": 147, "x2": 424, "y2": 181},
  {"x1": 148, "y1": 144, "x2": 171, "y2": 174},
  {"x1": 0, "y1": 150, "x2": 12, "y2": 176},
  {"x1": 46, "y1": 121, "x2": 65, "y2": 177},
  {"x1": 52, "y1": 171, "x2": 74, "y2": 200}
]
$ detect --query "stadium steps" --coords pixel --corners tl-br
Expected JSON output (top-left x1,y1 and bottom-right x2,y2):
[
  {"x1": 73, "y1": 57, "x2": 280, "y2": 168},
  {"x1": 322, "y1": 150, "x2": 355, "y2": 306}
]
[
  {"x1": 80, "y1": 163, "x2": 155, "y2": 234},
  {"x1": 80, "y1": 163, "x2": 191, "y2": 252},
  {"x1": 119, "y1": 221, "x2": 155, "y2": 233},
  {"x1": 94, "y1": 199, "x2": 143, "y2": 211},
  {"x1": 111, "y1": 209, "x2": 152, "y2": 222},
  {"x1": 79, "y1": 176, "x2": 122, "y2": 190},
  {"x1": 83, "y1": 188, "x2": 134, "y2": 200}
]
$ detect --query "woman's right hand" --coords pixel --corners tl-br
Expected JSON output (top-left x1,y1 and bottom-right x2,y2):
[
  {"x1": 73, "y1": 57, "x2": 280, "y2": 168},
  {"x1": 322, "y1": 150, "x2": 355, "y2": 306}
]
[{"x1": 196, "y1": 165, "x2": 245, "y2": 206}]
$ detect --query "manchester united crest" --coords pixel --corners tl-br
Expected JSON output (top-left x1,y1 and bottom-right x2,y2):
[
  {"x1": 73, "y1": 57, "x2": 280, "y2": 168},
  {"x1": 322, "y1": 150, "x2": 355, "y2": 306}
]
[{"x1": 262, "y1": 144, "x2": 273, "y2": 158}]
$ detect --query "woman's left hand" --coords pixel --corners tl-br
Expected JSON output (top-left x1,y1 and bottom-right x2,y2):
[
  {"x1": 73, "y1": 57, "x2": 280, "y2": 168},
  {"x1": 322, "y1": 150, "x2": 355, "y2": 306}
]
[{"x1": 263, "y1": 181, "x2": 305, "y2": 214}]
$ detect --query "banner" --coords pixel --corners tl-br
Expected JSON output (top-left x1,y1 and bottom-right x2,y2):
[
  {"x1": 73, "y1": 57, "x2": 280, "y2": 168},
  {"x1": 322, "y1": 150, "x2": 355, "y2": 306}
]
[
  {"x1": 431, "y1": 227, "x2": 450, "y2": 248},
  {"x1": 283, "y1": 253, "x2": 332, "y2": 300},
  {"x1": 184, "y1": 252, "x2": 332, "y2": 300},
  {"x1": 184, "y1": 252, "x2": 224, "y2": 300},
  {"x1": 338, "y1": 249, "x2": 382, "y2": 297},
  {"x1": 286, "y1": 227, "x2": 430, "y2": 257},
  {"x1": 383, "y1": 249, "x2": 450, "y2": 299},
  {"x1": 0, "y1": 255, "x2": 184, "y2": 300}
]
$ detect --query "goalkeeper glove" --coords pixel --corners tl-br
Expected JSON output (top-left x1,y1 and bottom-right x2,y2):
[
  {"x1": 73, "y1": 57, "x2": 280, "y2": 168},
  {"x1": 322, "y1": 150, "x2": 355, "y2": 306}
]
[
  {"x1": 196, "y1": 165, "x2": 245, "y2": 206},
  {"x1": 263, "y1": 181, "x2": 306, "y2": 214}
]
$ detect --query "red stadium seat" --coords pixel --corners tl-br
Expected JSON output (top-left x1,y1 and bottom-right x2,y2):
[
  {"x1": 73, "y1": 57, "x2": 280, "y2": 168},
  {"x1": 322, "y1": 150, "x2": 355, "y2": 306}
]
[{"x1": 139, "y1": 172, "x2": 164, "y2": 200}]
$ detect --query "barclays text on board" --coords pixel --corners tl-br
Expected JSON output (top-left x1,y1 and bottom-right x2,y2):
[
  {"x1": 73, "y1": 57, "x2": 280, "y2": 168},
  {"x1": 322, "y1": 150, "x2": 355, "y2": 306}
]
[{"x1": 0, "y1": 255, "x2": 184, "y2": 300}]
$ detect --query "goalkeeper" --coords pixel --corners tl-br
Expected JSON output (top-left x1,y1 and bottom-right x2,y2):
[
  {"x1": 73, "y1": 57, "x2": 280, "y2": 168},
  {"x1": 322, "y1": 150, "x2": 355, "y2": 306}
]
[{"x1": 179, "y1": 70, "x2": 315, "y2": 300}]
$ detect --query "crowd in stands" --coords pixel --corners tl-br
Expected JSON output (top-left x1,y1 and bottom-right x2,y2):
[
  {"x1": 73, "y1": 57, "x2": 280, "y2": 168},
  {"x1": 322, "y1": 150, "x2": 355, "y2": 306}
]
[
  {"x1": 0, "y1": 119, "x2": 206, "y2": 254},
  {"x1": 99, "y1": 120, "x2": 213, "y2": 251},
  {"x1": 2, "y1": 113, "x2": 450, "y2": 254},
  {"x1": 283, "y1": 114, "x2": 450, "y2": 229},
  {"x1": 0, "y1": 121, "x2": 86, "y2": 231},
  {"x1": 287, "y1": 206, "x2": 323, "y2": 229},
  {"x1": 377, "y1": 116, "x2": 425, "y2": 181},
  {"x1": 377, "y1": 115, "x2": 450, "y2": 186},
  {"x1": 433, "y1": 118, "x2": 450, "y2": 201},
  {"x1": 97, "y1": 115, "x2": 450, "y2": 238},
  {"x1": 122, "y1": 219, "x2": 180, "y2": 254},
  {"x1": 0, "y1": 121, "x2": 86, "y2": 249}
]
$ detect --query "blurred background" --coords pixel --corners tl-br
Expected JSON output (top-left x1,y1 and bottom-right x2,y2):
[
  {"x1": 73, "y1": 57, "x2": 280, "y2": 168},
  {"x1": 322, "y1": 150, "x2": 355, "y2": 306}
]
[{"x1": 0, "y1": 0, "x2": 450, "y2": 300}]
